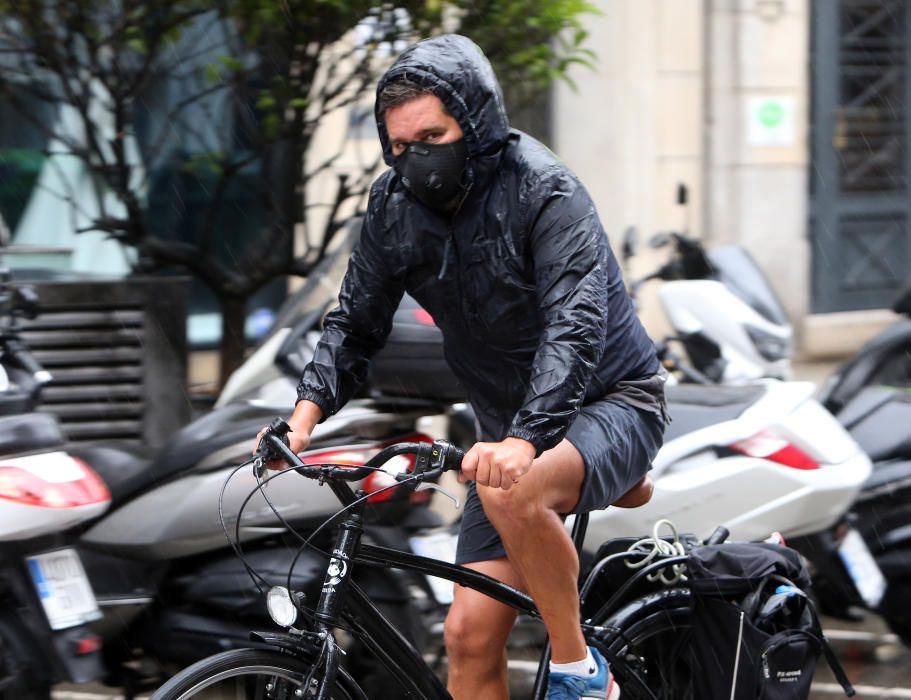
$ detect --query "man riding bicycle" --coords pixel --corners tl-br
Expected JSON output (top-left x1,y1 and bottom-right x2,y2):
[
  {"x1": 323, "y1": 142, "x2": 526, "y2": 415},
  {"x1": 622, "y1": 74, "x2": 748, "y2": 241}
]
[{"x1": 260, "y1": 34, "x2": 667, "y2": 700}]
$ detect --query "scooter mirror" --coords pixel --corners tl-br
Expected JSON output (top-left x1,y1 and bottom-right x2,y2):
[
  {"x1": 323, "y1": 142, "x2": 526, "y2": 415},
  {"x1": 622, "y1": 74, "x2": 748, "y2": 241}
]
[
  {"x1": 0, "y1": 212, "x2": 10, "y2": 248},
  {"x1": 677, "y1": 183, "x2": 688, "y2": 206},
  {"x1": 649, "y1": 232, "x2": 672, "y2": 249},
  {"x1": 13, "y1": 286, "x2": 39, "y2": 320},
  {"x1": 621, "y1": 226, "x2": 638, "y2": 261}
]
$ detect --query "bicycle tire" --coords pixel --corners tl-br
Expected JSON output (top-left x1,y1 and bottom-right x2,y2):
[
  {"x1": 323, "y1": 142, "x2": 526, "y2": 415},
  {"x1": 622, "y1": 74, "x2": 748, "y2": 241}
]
[
  {"x1": 595, "y1": 588, "x2": 695, "y2": 700},
  {"x1": 150, "y1": 647, "x2": 365, "y2": 700}
]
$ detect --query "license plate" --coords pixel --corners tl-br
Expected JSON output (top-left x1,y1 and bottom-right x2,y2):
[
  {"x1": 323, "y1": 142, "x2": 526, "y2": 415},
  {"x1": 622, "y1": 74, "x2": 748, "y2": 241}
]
[
  {"x1": 838, "y1": 529, "x2": 887, "y2": 609},
  {"x1": 26, "y1": 549, "x2": 102, "y2": 630},
  {"x1": 409, "y1": 532, "x2": 458, "y2": 605}
]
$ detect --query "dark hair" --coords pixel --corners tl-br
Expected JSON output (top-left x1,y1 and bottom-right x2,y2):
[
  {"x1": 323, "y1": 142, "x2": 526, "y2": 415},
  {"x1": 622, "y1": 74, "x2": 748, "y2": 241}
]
[{"x1": 376, "y1": 75, "x2": 436, "y2": 117}]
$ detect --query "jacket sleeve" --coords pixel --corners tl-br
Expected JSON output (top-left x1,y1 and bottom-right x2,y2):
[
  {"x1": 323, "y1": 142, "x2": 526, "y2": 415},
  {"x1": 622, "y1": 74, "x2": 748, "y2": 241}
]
[
  {"x1": 505, "y1": 168, "x2": 609, "y2": 454},
  {"x1": 296, "y1": 192, "x2": 405, "y2": 419}
]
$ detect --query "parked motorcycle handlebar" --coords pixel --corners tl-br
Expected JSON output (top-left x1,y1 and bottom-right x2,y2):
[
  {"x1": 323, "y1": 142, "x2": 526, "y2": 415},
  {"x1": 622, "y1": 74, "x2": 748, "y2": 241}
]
[{"x1": 5, "y1": 338, "x2": 52, "y2": 384}]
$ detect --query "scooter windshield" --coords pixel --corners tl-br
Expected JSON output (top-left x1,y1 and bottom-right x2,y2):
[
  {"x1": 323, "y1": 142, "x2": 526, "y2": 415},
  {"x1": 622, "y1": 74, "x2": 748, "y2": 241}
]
[
  {"x1": 708, "y1": 246, "x2": 790, "y2": 326},
  {"x1": 893, "y1": 280, "x2": 911, "y2": 316}
]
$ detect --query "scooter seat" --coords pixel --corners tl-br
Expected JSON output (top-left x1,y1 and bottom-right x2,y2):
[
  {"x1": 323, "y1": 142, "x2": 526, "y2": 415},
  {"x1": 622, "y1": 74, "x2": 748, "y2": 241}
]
[
  {"x1": 838, "y1": 386, "x2": 911, "y2": 461},
  {"x1": 0, "y1": 412, "x2": 66, "y2": 457},
  {"x1": 664, "y1": 383, "x2": 767, "y2": 442},
  {"x1": 68, "y1": 443, "x2": 155, "y2": 505},
  {"x1": 70, "y1": 403, "x2": 281, "y2": 507}
]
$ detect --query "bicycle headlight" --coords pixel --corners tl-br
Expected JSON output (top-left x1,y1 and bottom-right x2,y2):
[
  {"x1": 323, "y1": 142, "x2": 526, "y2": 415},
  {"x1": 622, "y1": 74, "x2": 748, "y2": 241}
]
[{"x1": 266, "y1": 586, "x2": 298, "y2": 628}]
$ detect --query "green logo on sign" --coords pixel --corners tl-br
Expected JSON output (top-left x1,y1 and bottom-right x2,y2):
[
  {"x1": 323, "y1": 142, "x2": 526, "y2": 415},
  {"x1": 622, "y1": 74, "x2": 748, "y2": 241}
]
[{"x1": 758, "y1": 100, "x2": 785, "y2": 128}]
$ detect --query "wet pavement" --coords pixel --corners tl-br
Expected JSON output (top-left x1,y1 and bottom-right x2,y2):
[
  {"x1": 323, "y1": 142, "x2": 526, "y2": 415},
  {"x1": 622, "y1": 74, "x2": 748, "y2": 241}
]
[
  {"x1": 810, "y1": 615, "x2": 911, "y2": 698},
  {"x1": 53, "y1": 613, "x2": 911, "y2": 699}
]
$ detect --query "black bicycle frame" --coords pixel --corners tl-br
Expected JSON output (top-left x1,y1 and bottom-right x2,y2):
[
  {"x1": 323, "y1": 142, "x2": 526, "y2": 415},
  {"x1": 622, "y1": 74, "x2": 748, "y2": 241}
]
[
  {"x1": 302, "y1": 479, "x2": 544, "y2": 699},
  {"x1": 286, "y1": 470, "x2": 671, "y2": 700},
  {"x1": 243, "y1": 426, "x2": 681, "y2": 700}
]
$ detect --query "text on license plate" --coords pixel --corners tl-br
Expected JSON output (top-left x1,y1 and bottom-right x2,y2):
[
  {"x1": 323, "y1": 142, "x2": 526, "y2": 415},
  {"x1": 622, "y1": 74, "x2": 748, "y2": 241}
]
[
  {"x1": 838, "y1": 529, "x2": 887, "y2": 609},
  {"x1": 26, "y1": 548, "x2": 102, "y2": 631}
]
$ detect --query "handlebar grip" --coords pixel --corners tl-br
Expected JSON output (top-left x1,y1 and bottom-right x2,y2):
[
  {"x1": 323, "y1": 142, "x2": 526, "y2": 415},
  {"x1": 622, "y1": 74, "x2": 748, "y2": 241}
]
[
  {"x1": 269, "y1": 418, "x2": 292, "y2": 438},
  {"x1": 256, "y1": 419, "x2": 297, "y2": 465},
  {"x1": 262, "y1": 432, "x2": 304, "y2": 469},
  {"x1": 442, "y1": 444, "x2": 465, "y2": 471}
]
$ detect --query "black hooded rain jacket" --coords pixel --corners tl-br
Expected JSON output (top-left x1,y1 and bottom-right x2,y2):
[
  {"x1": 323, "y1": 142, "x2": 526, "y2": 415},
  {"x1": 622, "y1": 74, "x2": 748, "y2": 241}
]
[{"x1": 297, "y1": 35, "x2": 660, "y2": 456}]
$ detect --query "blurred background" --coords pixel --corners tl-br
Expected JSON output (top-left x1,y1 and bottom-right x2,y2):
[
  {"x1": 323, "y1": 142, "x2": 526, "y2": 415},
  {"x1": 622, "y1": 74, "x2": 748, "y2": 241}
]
[
  {"x1": 0, "y1": 3, "x2": 909, "y2": 698},
  {"x1": 2, "y1": 0, "x2": 903, "y2": 402}
]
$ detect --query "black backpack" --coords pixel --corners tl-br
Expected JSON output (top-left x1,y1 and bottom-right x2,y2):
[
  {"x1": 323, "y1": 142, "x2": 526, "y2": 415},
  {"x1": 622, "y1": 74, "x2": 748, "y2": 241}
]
[{"x1": 687, "y1": 542, "x2": 856, "y2": 699}]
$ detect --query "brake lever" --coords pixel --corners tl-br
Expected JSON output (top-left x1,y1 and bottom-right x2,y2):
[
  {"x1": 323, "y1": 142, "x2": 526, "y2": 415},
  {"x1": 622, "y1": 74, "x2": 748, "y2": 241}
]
[
  {"x1": 253, "y1": 457, "x2": 266, "y2": 481},
  {"x1": 253, "y1": 418, "x2": 293, "y2": 481},
  {"x1": 415, "y1": 481, "x2": 461, "y2": 509}
]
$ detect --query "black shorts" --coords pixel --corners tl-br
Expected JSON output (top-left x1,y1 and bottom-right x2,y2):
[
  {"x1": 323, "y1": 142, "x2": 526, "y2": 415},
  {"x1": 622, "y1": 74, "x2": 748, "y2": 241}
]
[{"x1": 454, "y1": 395, "x2": 666, "y2": 565}]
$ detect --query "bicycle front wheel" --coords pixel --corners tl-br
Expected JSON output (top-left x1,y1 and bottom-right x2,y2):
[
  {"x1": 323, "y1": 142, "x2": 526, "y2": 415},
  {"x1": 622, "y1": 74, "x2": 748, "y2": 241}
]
[
  {"x1": 595, "y1": 588, "x2": 695, "y2": 700},
  {"x1": 150, "y1": 648, "x2": 365, "y2": 700}
]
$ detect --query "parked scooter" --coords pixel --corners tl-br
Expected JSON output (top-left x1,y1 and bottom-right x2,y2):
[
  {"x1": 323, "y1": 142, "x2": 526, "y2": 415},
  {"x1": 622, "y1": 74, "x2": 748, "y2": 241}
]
[
  {"x1": 44, "y1": 233, "x2": 461, "y2": 695},
  {"x1": 72, "y1": 401, "x2": 446, "y2": 695},
  {"x1": 624, "y1": 225, "x2": 793, "y2": 384},
  {"x1": 623, "y1": 220, "x2": 911, "y2": 641},
  {"x1": 818, "y1": 280, "x2": 911, "y2": 414},
  {"x1": 0, "y1": 267, "x2": 112, "y2": 698},
  {"x1": 581, "y1": 377, "x2": 900, "y2": 634}
]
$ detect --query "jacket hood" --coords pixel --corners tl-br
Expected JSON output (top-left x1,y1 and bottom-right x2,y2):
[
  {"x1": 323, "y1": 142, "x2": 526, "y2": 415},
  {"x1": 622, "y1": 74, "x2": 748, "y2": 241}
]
[{"x1": 375, "y1": 34, "x2": 510, "y2": 166}]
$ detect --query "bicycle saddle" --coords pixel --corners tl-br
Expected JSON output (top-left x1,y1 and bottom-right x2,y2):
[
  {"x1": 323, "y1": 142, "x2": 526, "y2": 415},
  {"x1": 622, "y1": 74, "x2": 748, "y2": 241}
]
[{"x1": 612, "y1": 474, "x2": 654, "y2": 509}]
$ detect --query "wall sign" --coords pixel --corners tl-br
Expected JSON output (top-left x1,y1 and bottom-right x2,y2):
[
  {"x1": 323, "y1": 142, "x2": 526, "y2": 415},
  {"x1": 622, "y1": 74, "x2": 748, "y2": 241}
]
[{"x1": 746, "y1": 96, "x2": 796, "y2": 147}]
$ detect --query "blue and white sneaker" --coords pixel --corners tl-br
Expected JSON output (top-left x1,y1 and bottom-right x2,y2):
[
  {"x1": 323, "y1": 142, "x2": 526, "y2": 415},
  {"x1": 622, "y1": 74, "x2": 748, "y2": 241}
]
[{"x1": 546, "y1": 647, "x2": 620, "y2": 700}]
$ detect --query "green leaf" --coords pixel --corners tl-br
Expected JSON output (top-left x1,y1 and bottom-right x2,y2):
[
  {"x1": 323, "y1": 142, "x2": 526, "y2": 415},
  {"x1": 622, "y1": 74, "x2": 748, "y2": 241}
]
[
  {"x1": 256, "y1": 92, "x2": 276, "y2": 111},
  {"x1": 204, "y1": 63, "x2": 222, "y2": 85}
]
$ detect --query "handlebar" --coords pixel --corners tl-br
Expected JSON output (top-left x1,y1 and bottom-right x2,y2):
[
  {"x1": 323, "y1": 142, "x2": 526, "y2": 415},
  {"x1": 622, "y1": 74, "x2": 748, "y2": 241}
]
[
  {"x1": 4, "y1": 338, "x2": 51, "y2": 385},
  {"x1": 257, "y1": 419, "x2": 465, "y2": 485}
]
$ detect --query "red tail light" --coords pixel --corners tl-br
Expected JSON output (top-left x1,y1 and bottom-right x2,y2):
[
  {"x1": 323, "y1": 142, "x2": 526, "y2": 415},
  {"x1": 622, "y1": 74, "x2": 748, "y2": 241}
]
[
  {"x1": 413, "y1": 309, "x2": 436, "y2": 327},
  {"x1": 0, "y1": 455, "x2": 110, "y2": 508},
  {"x1": 299, "y1": 434, "x2": 436, "y2": 503},
  {"x1": 730, "y1": 430, "x2": 819, "y2": 470}
]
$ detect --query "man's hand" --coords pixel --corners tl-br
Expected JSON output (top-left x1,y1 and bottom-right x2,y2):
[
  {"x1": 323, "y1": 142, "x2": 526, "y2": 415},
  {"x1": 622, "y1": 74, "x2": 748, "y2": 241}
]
[
  {"x1": 253, "y1": 400, "x2": 322, "y2": 470},
  {"x1": 460, "y1": 437, "x2": 536, "y2": 490}
]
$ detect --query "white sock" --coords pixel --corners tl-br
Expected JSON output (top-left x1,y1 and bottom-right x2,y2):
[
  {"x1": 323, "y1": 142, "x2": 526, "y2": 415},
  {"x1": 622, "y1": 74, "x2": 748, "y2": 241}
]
[{"x1": 549, "y1": 647, "x2": 597, "y2": 677}]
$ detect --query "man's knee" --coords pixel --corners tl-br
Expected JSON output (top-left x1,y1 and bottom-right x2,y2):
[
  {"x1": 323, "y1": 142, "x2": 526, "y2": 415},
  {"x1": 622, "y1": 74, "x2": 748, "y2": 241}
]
[
  {"x1": 444, "y1": 596, "x2": 512, "y2": 661},
  {"x1": 477, "y1": 483, "x2": 540, "y2": 523}
]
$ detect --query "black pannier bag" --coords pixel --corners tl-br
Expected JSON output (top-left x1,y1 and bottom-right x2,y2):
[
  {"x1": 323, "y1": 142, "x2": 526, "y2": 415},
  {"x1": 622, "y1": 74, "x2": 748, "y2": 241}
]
[{"x1": 688, "y1": 543, "x2": 856, "y2": 699}]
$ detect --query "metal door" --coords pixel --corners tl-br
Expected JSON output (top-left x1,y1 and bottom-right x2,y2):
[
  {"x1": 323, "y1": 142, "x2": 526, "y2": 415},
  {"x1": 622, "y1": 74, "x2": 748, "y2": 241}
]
[{"x1": 811, "y1": 0, "x2": 911, "y2": 313}]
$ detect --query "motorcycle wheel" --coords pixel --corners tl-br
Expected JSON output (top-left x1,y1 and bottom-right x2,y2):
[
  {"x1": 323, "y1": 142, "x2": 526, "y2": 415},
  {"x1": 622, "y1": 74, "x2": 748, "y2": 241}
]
[
  {"x1": 150, "y1": 648, "x2": 363, "y2": 700},
  {"x1": 0, "y1": 617, "x2": 51, "y2": 700}
]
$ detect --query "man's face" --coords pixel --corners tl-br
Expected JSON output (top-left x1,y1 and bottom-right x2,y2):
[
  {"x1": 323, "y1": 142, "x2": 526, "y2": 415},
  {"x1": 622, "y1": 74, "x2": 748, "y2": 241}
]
[{"x1": 385, "y1": 94, "x2": 464, "y2": 158}]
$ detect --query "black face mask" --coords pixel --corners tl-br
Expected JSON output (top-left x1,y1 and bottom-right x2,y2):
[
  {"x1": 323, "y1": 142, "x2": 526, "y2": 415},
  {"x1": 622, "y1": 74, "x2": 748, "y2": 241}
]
[{"x1": 394, "y1": 139, "x2": 470, "y2": 212}]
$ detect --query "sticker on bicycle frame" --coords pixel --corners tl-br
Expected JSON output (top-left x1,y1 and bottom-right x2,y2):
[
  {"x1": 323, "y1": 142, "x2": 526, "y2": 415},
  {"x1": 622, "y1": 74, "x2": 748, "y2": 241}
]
[{"x1": 325, "y1": 557, "x2": 348, "y2": 587}]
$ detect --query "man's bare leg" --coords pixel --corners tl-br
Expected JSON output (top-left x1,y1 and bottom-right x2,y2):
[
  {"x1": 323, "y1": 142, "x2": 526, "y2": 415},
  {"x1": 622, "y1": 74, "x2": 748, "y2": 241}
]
[
  {"x1": 445, "y1": 558, "x2": 524, "y2": 700},
  {"x1": 477, "y1": 439, "x2": 588, "y2": 663}
]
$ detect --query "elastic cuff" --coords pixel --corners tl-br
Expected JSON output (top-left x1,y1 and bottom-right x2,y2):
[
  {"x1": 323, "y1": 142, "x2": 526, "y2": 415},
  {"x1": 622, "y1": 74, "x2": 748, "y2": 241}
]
[
  {"x1": 296, "y1": 390, "x2": 334, "y2": 423},
  {"x1": 505, "y1": 428, "x2": 549, "y2": 458}
]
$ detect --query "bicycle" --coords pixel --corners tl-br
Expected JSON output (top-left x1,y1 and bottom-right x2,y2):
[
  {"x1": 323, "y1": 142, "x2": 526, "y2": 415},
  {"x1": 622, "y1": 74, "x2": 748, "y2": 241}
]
[{"x1": 148, "y1": 420, "x2": 754, "y2": 700}]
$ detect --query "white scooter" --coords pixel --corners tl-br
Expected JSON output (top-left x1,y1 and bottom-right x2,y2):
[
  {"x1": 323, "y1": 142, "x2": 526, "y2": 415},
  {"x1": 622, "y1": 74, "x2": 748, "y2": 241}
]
[
  {"x1": 624, "y1": 227, "x2": 793, "y2": 384},
  {"x1": 583, "y1": 378, "x2": 894, "y2": 634},
  {"x1": 0, "y1": 271, "x2": 112, "y2": 698}
]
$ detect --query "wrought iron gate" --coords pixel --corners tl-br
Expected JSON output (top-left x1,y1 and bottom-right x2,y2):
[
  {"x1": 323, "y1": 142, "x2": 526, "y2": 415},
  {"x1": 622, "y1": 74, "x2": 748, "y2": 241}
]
[{"x1": 811, "y1": 0, "x2": 911, "y2": 312}]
